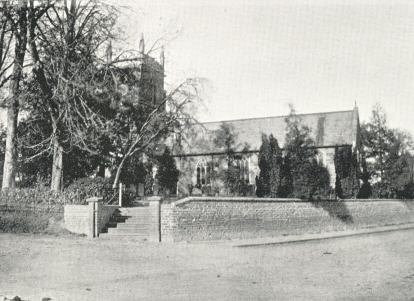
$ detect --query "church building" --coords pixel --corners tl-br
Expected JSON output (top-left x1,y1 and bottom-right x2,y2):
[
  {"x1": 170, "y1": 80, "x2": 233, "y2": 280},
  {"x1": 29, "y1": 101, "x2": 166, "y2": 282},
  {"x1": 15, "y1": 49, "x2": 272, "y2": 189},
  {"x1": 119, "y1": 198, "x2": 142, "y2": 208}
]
[
  {"x1": 172, "y1": 106, "x2": 361, "y2": 196},
  {"x1": 105, "y1": 35, "x2": 361, "y2": 198}
]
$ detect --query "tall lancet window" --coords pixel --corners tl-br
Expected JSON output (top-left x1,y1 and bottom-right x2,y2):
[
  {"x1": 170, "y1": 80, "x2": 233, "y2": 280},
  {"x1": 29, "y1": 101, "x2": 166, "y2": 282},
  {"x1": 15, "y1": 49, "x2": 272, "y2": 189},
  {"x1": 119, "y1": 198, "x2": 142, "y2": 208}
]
[
  {"x1": 239, "y1": 158, "x2": 250, "y2": 184},
  {"x1": 196, "y1": 159, "x2": 208, "y2": 186}
]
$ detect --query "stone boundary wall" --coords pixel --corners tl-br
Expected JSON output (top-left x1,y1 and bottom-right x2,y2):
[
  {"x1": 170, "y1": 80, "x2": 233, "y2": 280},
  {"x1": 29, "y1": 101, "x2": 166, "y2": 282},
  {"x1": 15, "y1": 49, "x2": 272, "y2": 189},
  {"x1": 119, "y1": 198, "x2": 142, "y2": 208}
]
[
  {"x1": 160, "y1": 197, "x2": 414, "y2": 242},
  {"x1": 64, "y1": 204, "x2": 119, "y2": 236},
  {"x1": 64, "y1": 205, "x2": 89, "y2": 235}
]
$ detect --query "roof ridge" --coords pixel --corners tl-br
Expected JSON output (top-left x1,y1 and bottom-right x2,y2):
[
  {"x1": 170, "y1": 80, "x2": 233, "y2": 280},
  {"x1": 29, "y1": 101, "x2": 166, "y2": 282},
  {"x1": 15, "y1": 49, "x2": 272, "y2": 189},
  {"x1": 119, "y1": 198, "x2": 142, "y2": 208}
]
[{"x1": 201, "y1": 109, "x2": 354, "y2": 125}]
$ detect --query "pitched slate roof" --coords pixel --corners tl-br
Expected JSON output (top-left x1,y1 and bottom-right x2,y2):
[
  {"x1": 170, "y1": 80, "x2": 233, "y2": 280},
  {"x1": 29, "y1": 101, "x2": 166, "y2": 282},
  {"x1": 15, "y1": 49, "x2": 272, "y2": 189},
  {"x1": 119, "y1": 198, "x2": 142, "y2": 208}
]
[{"x1": 178, "y1": 108, "x2": 359, "y2": 155}]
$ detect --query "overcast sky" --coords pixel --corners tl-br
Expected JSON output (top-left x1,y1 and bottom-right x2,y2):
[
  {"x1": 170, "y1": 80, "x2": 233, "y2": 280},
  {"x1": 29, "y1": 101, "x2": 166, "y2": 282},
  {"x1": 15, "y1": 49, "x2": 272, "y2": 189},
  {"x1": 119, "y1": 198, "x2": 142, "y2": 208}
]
[
  {"x1": 1, "y1": 1, "x2": 405, "y2": 135},
  {"x1": 112, "y1": 0, "x2": 414, "y2": 135}
]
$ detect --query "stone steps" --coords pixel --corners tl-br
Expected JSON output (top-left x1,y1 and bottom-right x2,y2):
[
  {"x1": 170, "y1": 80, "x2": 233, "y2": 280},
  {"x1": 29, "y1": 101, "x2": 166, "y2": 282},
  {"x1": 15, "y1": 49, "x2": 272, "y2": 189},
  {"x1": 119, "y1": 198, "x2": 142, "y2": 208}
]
[
  {"x1": 102, "y1": 207, "x2": 152, "y2": 240},
  {"x1": 117, "y1": 219, "x2": 150, "y2": 224},
  {"x1": 112, "y1": 224, "x2": 151, "y2": 230},
  {"x1": 108, "y1": 228, "x2": 150, "y2": 234},
  {"x1": 116, "y1": 213, "x2": 150, "y2": 217},
  {"x1": 98, "y1": 233, "x2": 149, "y2": 240},
  {"x1": 101, "y1": 232, "x2": 149, "y2": 236},
  {"x1": 119, "y1": 207, "x2": 150, "y2": 212}
]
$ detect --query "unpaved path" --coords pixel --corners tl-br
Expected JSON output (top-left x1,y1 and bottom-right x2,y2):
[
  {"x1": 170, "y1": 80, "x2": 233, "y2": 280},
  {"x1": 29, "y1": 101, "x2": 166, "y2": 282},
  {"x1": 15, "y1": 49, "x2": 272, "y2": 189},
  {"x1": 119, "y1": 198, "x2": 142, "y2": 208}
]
[{"x1": 1, "y1": 229, "x2": 414, "y2": 300}]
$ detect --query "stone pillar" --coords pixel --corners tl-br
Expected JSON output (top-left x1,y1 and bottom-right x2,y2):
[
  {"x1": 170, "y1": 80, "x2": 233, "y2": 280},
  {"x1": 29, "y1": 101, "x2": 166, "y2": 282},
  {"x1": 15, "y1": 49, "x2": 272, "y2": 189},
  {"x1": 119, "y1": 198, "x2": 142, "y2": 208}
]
[
  {"x1": 148, "y1": 196, "x2": 162, "y2": 242},
  {"x1": 119, "y1": 183, "x2": 123, "y2": 207},
  {"x1": 138, "y1": 183, "x2": 145, "y2": 197},
  {"x1": 87, "y1": 197, "x2": 103, "y2": 238}
]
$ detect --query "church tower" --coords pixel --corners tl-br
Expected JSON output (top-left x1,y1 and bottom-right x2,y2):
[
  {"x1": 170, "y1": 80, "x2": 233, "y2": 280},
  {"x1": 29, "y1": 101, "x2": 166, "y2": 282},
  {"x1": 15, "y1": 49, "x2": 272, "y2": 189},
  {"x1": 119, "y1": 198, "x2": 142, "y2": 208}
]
[{"x1": 135, "y1": 34, "x2": 165, "y2": 108}]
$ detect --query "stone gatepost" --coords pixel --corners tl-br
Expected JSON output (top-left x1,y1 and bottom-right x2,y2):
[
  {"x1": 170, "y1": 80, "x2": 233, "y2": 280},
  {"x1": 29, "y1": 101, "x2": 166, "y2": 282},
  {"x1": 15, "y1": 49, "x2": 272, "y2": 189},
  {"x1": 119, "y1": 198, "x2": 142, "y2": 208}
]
[
  {"x1": 87, "y1": 197, "x2": 103, "y2": 238},
  {"x1": 148, "y1": 196, "x2": 162, "y2": 242}
]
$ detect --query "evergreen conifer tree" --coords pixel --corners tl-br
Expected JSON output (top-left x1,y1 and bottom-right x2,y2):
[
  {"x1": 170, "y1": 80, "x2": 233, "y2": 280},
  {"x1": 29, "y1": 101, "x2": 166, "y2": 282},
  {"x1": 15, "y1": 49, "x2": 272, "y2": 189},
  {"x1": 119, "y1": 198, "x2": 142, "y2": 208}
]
[
  {"x1": 257, "y1": 134, "x2": 271, "y2": 197},
  {"x1": 357, "y1": 153, "x2": 372, "y2": 199},
  {"x1": 334, "y1": 145, "x2": 360, "y2": 198},
  {"x1": 335, "y1": 175, "x2": 343, "y2": 199},
  {"x1": 269, "y1": 134, "x2": 282, "y2": 197},
  {"x1": 334, "y1": 146, "x2": 348, "y2": 198},
  {"x1": 156, "y1": 147, "x2": 179, "y2": 195},
  {"x1": 279, "y1": 155, "x2": 293, "y2": 197},
  {"x1": 307, "y1": 158, "x2": 331, "y2": 199},
  {"x1": 283, "y1": 105, "x2": 330, "y2": 199},
  {"x1": 350, "y1": 150, "x2": 360, "y2": 198}
]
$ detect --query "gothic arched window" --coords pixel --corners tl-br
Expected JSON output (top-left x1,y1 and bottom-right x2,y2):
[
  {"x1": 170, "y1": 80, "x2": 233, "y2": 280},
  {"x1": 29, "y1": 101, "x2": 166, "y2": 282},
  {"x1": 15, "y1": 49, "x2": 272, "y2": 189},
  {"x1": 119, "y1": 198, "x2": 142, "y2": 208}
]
[
  {"x1": 196, "y1": 159, "x2": 208, "y2": 186},
  {"x1": 233, "y1": 157, "x2": 250, "y2": 184},
  {"x1": 239, "y1": 158, "x2": 250, "y2": 184}
]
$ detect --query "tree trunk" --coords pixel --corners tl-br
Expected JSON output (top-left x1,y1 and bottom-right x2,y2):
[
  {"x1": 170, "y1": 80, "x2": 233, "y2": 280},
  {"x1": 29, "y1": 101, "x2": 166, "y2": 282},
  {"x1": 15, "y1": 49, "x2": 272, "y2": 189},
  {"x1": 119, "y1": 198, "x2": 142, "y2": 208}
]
[
  {"x1": 2, "y1": 0, "x2": 28, "y2": 190},
  {"x1": 51, "y1": 136, "x2": 63, "y2": 191},
  {"x1": 2, "y1": 102, "x2": 19, "y2": 189},
  {"x1": 112, "y1": 157, "x2": 127, "y2": 189}
]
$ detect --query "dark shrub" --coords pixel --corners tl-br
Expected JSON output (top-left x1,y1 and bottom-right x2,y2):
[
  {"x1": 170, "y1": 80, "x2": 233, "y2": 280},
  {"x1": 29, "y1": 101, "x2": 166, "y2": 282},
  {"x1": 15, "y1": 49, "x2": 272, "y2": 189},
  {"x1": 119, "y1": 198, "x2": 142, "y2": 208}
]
[
  {"x1": 269, "y1": 134, "x2": 283, "y2": 197},
  {"x1": 399, "y1": 181, "x2": 414, "y2": 199},
  {"x1": 335, "y1": 175, "x2": 343, "y2": 199},
  {"x1": 0, "y1": 178, "x2": 118, "y2": 233},
  {"x1": 0, "y1": 186, "x2": 65, "y2": 233},
  {"x1": 0, "y1": 186, "x2": 66, "y2": 205},
  {"x1": 238, "y1": 181, "x2": 251, "y2": 196},
  {"x1": 357, "y1": 181, "x2": 373, "y2": 199},
  {"x1": 255, "y1": 176, "x2": 264, "y2": 197},
  {"x1": 63, "y1": 177, "x2": 114, "y2": 204},
  {"x1": 257, "y1": 134, "x2": 271, "y2": 197},
  {"x1": 0, "y1": 210, "x2": 61, "y2": 233},
  {"x1": 155, "y1": 147, "x2": 179, "y2": 195}
]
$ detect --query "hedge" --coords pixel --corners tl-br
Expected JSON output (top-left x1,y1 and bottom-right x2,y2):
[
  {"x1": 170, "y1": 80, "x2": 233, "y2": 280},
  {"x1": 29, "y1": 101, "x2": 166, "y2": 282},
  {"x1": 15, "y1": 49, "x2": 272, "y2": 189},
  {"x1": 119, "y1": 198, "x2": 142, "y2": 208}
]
[
  {"x1": 0, "y1": 187, "x2": 68, "y2": 206},
  {"x1": 63, "y1": 177, "x2": 114, "y2": 204},
  {"x1": 0, "y1": 210, "x2": 62, "y2": 233},
  {"x1": 0, "y1": 177, "x2": 114, "y2": 207},
  {"x1": 0, "y1": 177, "x2": 114, "y2": 233}
]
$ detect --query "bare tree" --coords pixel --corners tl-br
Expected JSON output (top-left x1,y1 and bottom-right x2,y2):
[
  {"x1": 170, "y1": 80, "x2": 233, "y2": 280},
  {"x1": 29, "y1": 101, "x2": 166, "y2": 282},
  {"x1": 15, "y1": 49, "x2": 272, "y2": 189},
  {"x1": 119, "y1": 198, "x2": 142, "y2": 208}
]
[
  {"x1": 109, "y1": 77, "x2": 205, "y2": 189},
  {"x1": 0, "y1": 2, "x2": 14, "y2": 90},
  {"x1": 24, "y1": 0, "x2": 205, "y2": 192},
  {"x1": 27, "y1": 0, "x2": 118, "y2": 190},
  {"x1": 1, "y1": 0, "x2": 28, "y2": 190}
]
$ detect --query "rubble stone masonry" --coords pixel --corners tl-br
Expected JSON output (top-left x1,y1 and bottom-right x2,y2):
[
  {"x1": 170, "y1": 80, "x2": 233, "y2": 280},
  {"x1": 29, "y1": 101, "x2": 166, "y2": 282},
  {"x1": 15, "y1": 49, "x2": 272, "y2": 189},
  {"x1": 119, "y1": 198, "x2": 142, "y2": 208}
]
[{"x1": 160, "y1": 198, "x2": 414, "y2": 242}]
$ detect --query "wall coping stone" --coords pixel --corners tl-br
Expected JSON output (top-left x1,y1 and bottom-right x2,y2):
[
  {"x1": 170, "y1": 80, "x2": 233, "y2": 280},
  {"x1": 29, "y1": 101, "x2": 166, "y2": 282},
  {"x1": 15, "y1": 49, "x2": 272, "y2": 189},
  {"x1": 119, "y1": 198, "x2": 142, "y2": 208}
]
[
  {"x1": 86, "y1": 197, "x2": 103, "y2": 203},
  {"x1": 148, "y1": 196, "x2": 162, "y2": 202},
  {"x1": 173, "y1": 197, "x2": 414, "y2": 207}
]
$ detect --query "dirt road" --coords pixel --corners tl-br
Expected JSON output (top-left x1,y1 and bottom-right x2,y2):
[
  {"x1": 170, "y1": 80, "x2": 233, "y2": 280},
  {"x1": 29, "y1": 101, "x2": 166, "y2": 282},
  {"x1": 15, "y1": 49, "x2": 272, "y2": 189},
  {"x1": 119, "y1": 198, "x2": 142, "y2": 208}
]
[{"x1": 1, "y1": 229, "x2": 414, "y2": 300}]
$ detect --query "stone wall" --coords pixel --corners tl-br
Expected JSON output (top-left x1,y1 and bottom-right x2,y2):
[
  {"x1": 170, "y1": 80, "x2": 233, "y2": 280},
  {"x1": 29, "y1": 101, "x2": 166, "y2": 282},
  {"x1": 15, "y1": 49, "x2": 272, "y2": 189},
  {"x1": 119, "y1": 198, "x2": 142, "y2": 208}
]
[
  {"x1": 64, "y1": 204, "x2": 119, "y2": 236},
  {"x1": 64, "y1": 205, "x2": 89, "y2": 235},
  {"x1": 160, "y1": 197, "x2": 414, "y2": 242},
  {"x1": 160, "y1": 203, "x2": 175, "y2": 242}
]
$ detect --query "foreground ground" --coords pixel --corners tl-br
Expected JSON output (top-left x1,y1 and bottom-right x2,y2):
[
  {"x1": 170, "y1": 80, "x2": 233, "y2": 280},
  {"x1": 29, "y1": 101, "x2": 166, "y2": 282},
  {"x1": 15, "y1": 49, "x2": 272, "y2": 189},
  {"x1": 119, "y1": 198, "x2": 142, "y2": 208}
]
[{"x1": 1, "y1": 229, "x2": 414, "y2": 301}]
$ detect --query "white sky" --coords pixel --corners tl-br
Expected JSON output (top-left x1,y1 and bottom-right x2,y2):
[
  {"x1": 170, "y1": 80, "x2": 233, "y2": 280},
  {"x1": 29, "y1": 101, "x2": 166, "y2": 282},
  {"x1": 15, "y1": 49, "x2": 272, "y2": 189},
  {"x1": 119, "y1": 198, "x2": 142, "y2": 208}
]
[
  {"x1": 112, "y1": 0, "x2": 414, "y2": 136},
  {"x1": 2, "y1": 1, "x2": 412, "y2": 135}
]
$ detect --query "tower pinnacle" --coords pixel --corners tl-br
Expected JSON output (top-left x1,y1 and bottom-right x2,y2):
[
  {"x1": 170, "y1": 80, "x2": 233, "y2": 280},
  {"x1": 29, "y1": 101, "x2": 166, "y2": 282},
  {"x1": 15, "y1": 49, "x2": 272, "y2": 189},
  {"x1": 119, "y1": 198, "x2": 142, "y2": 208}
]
[
  {"x1": 160, "y1": 46, "x2": 165, "y2": 67},
  {"x1": 139, "y1": 33, "x2": 145, "y2": 54}
]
